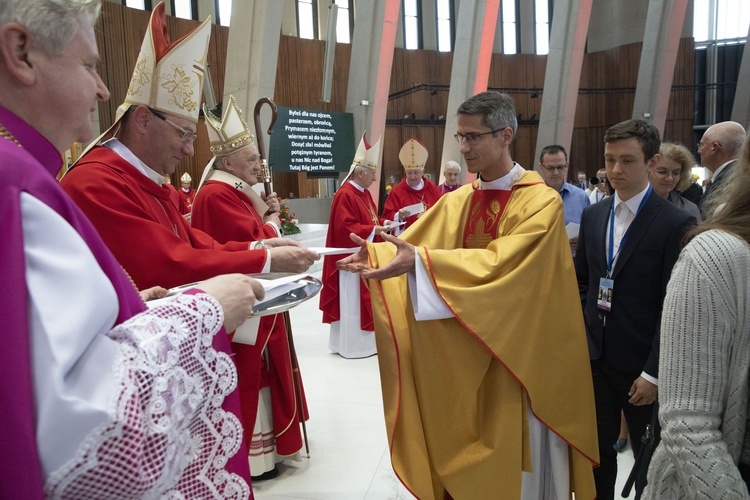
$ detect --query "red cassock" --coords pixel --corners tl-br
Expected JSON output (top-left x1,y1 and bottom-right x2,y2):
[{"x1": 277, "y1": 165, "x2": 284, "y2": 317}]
[
  {"x1": 177, "y1": 187, "x2": 194, "y2": 214},
  {"x1": 382, "y1": 178, "x2": 442, "y2": 230},
  {"x1": 192, "y1": 179, "x2": 308, "y2": 457},
  {"x1": 320, "y1": 181, "x2": 384, "y2": 330}
]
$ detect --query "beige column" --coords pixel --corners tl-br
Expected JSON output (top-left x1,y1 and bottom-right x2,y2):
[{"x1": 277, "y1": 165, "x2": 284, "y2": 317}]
[
  {"x1": 345, "y1": 0, "x2": 402, "y2": 202},
  {"x1": 731, "y1": 22, "x2": 750, "y2": 126},
  {"x1": 222, "y1": 0, "x2": 284, "y2": 157},
  {"x1": 534, "y1": 0, "x2": 593, "y2": 163},
  {"x1": 439, "y1": 0, "x2": 500, "y2": 184},
  {"x1": 631, "y1": 0, "x2": 688, "y2": 135},
  {"x1": 196, "y1": 0, "x2": 216, "y2": 22}
]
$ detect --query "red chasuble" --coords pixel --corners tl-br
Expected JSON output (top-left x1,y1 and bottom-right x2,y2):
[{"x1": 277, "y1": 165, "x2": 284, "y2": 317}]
[
  {"x1": 192, "y1": 179, "x2": 307, "y2": 456},
  {"x1": 382, "y1": 178, "x2": 442, "y2": 230},
  {"x1": 60, "y1": 146, "x2": 267, "y2": 289},
  {"x1": 320, "y1": 181, "x2": 384, "y2": 330},
  {"x1": 177, "y1": 187, "x2": 194, "y2": 214},
  {"x1": 192, "y1": 180, "x2": 278, "y2": 242}
]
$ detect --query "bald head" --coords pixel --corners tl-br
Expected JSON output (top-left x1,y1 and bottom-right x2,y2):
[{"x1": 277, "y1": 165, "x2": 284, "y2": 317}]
[{"x1": 699, "y1": 121, "x2": 746, "y2": 172}]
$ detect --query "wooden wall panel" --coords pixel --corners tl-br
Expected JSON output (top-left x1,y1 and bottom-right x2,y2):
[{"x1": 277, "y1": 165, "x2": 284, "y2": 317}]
[{"x1": 94, "y1": 4, "x2": 695, "y2": 195}]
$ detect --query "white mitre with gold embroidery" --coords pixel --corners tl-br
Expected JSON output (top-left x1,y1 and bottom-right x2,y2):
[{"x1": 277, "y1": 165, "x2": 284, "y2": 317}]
[
  {"x1": 76, "y1": 1, "x2": 211, "y2": 162},
  {"x1": 122, "y1": 2, "x2": 210, "y2": 123},
  {"x1": 399, "y1": 137, "x2": 428, "y2": 171},
  {"x1": 198, "y1": 97, "x2": 268, "y2": 215},
  {"x1": 344, "y1": 132, "x2": 380, "y2": 182},
  {"x1": 204, "y1": 96, "x2": 255, "y2": 156}
]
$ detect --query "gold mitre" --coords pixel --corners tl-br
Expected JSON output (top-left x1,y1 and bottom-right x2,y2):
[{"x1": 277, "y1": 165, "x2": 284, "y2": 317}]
[
  {"x1": 204, "y1": 96, "x2": 255, "y2": 156},
  {"x1": 344, "y1": 132, "x2": 380, "y2": 182},
  {"x1": 180, "y1": 172, "x2": 191, "y2": 183},
  {"x1": 399, "y1": 137, "x2": 428, "y2": 170}
]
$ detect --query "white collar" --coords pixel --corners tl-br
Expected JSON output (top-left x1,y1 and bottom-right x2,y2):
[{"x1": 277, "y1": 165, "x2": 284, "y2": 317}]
[
  {"x1": 347, "y1": 179, "x2": 366, "y2": 192},
  {"x1": 613, "y1": 183, "x2": 650, "y2": 214},
  {"x1": 478, "y1": 163, "x2": 525, "y2": 190},
  {"x1": 103, "y1": 138, "x2": 165, "y2": 185},
  {"x1": 406, "y1": 179, "x2": 424, "y2": 191}
]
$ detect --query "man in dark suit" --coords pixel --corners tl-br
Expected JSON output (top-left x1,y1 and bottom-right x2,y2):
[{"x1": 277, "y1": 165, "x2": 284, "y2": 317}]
[
  {"x1": 575, "y1": 119, "x2": 696, "y2": 500},
  {"x1": 697, "y1": 121, "x2": 745, "y2": 217}
]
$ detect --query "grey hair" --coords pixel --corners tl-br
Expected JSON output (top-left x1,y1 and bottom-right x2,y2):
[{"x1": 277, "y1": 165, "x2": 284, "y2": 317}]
[
  {"x1": 0, "y1": 0, "x2": 101, "y2": 56},
  {"x1": 457, "y1": 91, "x2": 518, "y2": 134},
  {"x1": 442, "y1": 160, "x2": 461, "y2": 173}
]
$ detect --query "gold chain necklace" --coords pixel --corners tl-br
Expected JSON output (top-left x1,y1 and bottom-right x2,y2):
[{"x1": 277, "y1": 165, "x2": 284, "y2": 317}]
[{"x1": 0, "y1": 123, "x2": 22, "y2": 148}]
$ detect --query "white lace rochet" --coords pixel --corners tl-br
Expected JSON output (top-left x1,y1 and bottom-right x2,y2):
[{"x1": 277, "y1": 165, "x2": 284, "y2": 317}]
[{"x1": 44, "y1": 294, "x2": 250, "y2": 499}]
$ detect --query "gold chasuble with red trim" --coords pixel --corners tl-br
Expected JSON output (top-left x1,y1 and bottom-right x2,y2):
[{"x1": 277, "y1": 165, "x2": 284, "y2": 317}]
[{"x1": 367, "y1": 170, "x2": 598, "y2": 499}]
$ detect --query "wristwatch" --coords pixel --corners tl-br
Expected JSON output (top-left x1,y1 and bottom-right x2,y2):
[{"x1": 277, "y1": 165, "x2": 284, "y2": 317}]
[{"x1": 254, "y1": 239, "x2": 266, "y2": 250}]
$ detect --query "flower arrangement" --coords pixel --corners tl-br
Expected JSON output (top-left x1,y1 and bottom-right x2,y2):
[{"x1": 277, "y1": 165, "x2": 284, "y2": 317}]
[{"x1": 279, "y1": 201, "x2": 300, "y2": 234}]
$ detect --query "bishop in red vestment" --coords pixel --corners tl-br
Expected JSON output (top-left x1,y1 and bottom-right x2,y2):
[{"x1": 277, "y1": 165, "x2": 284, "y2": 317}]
[
  {"x1": 193, "y1": 97, "x2": 308, "y2": 478},
  {"x1": 382, "y1": 138, "x2": 441, "y2": 232},
  {"x1": 320, "y1": 134, "x2": 386, "y2": 358}
]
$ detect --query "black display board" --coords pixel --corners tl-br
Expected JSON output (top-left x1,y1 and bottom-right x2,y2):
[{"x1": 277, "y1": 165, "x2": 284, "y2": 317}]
[{"x1": 268, "y1": 106, "x2": 355, "y2": 176}]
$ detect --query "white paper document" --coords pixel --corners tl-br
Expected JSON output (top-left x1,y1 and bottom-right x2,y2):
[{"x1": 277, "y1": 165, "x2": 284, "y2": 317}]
[
  {"x1": 307, "y1": 247, "x2": 360, "y2": 256},
  {"x1": 383, "y1": 220, "x2": 407, "y2": 231},
  {"x1": 566, "y1": 222, "x2": 580, "y2": 240},
  {"x1": 400, "y1": 202, "x2": 425, "y2": 217}
]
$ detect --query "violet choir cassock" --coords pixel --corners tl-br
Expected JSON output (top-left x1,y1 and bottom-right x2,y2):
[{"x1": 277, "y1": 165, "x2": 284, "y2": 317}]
[
  {"x1": 365, "y1": 165, "x2": 599, "y2": 499},
  {"x1": 192, "y1": 96, "x2": 307, "y2": 477},
  {"x1": 0, "y1": 106, "x2": 252, "y2": 498},
  {"x1": 320, "y1": 134, "x2": 384, "y2": 358}
]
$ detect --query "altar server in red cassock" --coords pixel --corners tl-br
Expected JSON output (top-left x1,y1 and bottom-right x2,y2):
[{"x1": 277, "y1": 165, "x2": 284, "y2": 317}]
[
  {"x1": 382, "y1": 137, "x2": 442, "y2": 235},
  {"x1": 320, "y1": 134, "x2": 387, "y2": 358},
  {"x1": 192, "y1": 96, "x2": 307, "y2": 479}
]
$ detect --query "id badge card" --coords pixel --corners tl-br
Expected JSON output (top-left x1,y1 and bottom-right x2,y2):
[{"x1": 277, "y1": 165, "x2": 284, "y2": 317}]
[{"x1": 597, "y1": 277, "x2": 614, "y2": 312}]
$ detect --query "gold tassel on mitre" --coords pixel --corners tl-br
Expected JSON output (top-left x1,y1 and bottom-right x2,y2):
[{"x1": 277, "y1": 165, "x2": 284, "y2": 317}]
[{"x1": 399, "y1": 137, "x2": 428, "y2": 171}]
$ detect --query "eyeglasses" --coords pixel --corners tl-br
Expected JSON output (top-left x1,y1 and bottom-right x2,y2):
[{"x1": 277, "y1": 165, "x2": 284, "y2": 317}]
[
  {"x1": 653, "y1": 168, "x2": 681, "y2": 178},
  {"x1": 542, "y1": 165, "x2": 567, "y2": 172},
  {"x1": 149, "y1": 108, "x2": 198, "y2": 143},
  {"x1": 454, "y1": 128, "x2": 503, "y2": 144}
]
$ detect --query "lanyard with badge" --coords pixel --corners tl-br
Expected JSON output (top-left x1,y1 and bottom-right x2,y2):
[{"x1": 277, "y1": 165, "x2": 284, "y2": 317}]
[{"x1": 597, "y1": 185, "x2": 651, "y2": 312}]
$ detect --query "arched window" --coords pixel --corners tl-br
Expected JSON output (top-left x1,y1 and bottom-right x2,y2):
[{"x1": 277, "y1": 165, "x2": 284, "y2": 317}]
[
  {"x1": 693, "y1": 0, "x2": 749, "y2": 125},
  {"x1": 124, "y1": 0, "x2": 151, "y2": 9},
  {"x1": 216, "y1": 0, "x2": 232, "y2": 26},
  {"x1": 298, "y1": 0, "x2": 318, "y2": 40},
  {"x1": 404, "y1": 0, "x2": 422, "y2": 50},
  {"x1": 694, "y1": 0, "x2": 749, "y2": 42},
  {"x1": 535, "y1": 0, "x2": 551, "y2": 55},
  {"x1": 436, "y1": 0, "x2": 454, "y2": 52},
  {"x1": 501, "y1": 0, "x2": 519, "y2": 54},
  {"x1": 335, "y1": 0, "x2": 353, "y2": 44},
  {"x1": 172, "y1": 0, "x2": 196, "y2": 20}
]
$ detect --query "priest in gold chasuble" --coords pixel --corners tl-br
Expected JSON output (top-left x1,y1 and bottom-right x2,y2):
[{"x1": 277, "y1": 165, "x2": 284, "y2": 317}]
[{"x1": 338, "y1": 92, "x2": 598, "y2": 500}]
